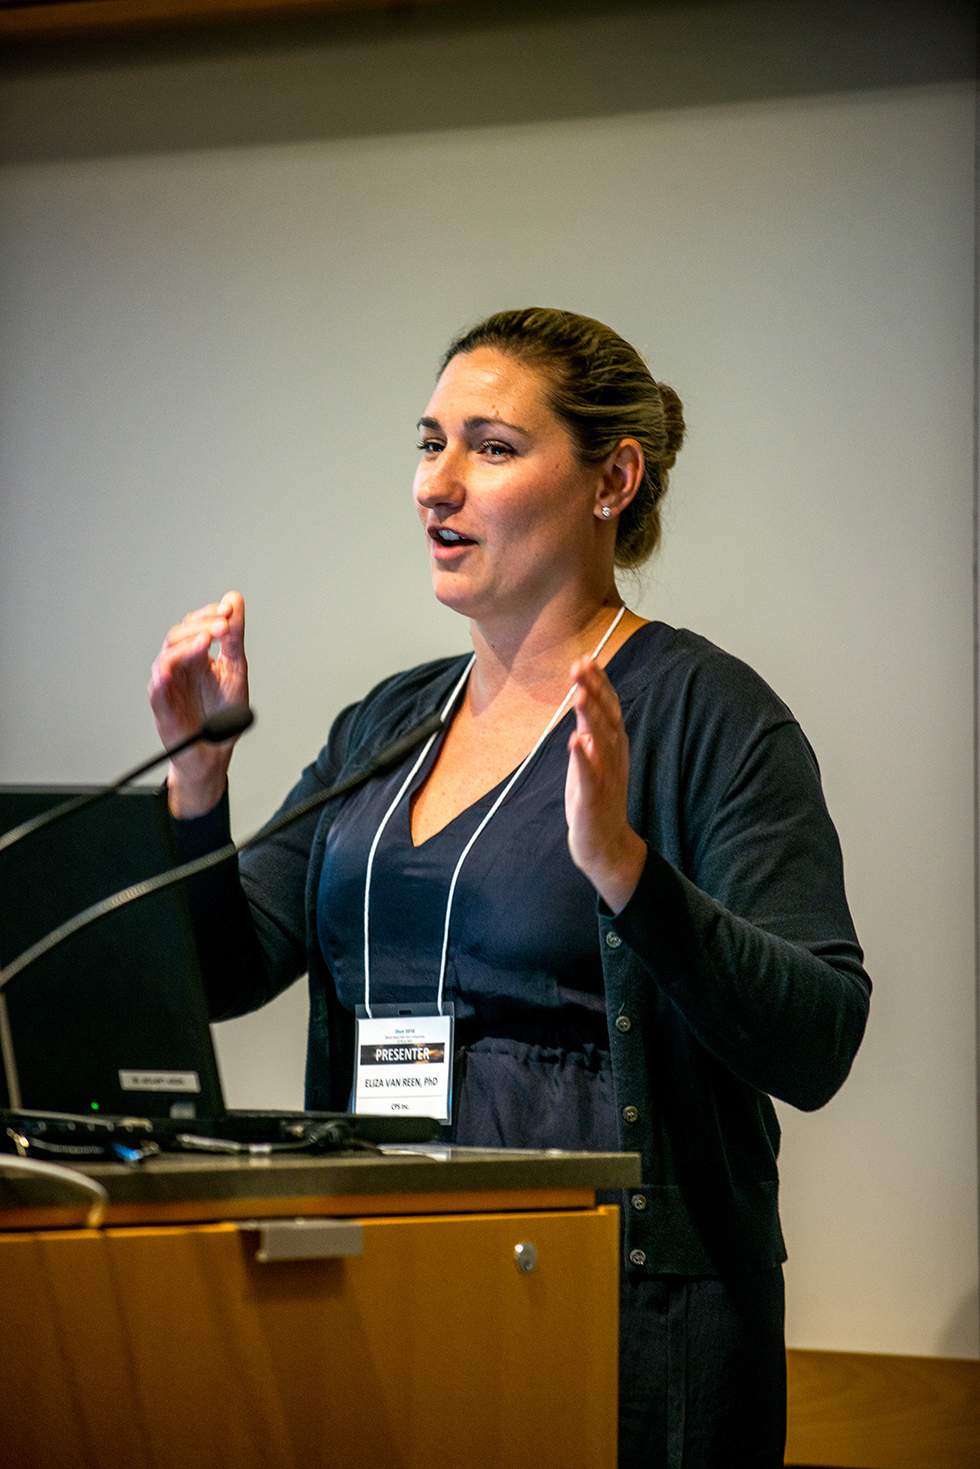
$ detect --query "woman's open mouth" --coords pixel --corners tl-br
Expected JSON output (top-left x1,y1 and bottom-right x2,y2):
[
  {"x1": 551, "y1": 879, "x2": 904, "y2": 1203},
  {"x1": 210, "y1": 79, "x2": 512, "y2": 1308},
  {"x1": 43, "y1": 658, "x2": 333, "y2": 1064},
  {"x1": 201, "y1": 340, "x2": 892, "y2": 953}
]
[{"x1": 430, "y1": 526, "x2": 477, "y2": 548}]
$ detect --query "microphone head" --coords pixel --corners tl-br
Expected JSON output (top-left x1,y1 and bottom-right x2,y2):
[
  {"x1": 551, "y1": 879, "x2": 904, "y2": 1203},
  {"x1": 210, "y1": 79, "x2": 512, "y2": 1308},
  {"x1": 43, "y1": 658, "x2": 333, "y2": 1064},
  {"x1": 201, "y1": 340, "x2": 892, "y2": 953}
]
[{"x1": 200, "y1": 704, "x2": 255, "y2": 743}]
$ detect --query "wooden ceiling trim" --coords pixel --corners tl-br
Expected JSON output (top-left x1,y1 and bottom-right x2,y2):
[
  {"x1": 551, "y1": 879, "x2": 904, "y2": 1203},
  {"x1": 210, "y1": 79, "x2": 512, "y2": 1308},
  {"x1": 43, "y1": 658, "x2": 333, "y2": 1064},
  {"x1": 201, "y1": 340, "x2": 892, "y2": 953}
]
[{"x1": 0, "y1": 0, "x2": 461, "y2": 44}]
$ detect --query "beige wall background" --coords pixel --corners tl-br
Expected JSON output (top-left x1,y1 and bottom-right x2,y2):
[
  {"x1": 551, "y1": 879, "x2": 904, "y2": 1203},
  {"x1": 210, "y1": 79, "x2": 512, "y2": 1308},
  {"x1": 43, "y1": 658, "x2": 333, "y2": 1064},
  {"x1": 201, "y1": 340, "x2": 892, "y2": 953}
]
[{"x1": 0, "y1": 1, "x2": 976, "y2": 1360}]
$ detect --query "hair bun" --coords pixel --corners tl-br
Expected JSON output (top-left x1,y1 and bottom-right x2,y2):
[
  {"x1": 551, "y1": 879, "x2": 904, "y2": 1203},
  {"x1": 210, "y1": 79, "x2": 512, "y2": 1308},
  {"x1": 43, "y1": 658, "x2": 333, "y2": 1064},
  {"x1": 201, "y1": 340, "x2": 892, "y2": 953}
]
[{"x1": 656, "y1": 383, "x2": 686, "y2": 467}]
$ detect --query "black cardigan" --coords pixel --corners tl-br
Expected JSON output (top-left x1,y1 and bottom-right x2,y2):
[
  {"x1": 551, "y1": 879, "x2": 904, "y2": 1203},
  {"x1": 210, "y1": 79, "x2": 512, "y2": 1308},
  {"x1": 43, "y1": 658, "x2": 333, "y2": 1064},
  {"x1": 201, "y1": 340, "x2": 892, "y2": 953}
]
[{"x1": 176, "y1": 622, "x2": 870, "y2": 1275}]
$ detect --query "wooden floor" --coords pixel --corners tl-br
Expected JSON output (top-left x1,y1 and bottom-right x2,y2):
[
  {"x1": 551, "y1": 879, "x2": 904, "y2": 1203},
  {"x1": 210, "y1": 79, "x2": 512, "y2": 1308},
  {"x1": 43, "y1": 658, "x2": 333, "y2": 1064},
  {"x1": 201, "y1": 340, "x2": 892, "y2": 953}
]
[{"x1": 785, "y1": 1348, "x2": 980, "y2": 1469}]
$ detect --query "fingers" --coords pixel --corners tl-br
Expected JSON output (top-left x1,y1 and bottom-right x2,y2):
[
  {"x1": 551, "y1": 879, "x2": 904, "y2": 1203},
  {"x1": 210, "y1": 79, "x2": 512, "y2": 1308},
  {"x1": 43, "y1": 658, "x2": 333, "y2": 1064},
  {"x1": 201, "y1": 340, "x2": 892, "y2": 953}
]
[
  {"x1": 564, "y1": 655, "x2": 630, "y2": 825},
  {"x1": 149, "y1": 627, "x2": 212, "y2": 700},
  {"x1": 169, "y1": 595, "x2": 238, "y2": 653},
  {"x1": 146, "y1": 592, "x2": 248, "y2": 818},
  {"x1": 153, "y1": 592, "x2": 245, "y2": 677},
  {"x1": 168, "y1": 592, "x2": 244, "y2": 660},
  {"x1": 569, "y1": 657, "x2": 622, "y2": 718},
  {"x1": 568, "y1": 657, "x2": 626, "y2": 754},
  {"x1": 564, "y1": 657, "x2": 644, "y2": 912},
  {"x1": 218, "y1": 590, "x2": 245, "y2": 661},
  {"x1": 148, "y1": 590, "x2": 248, "y2": 729},
  {"x1": 565, "y1": 727, "x2": 602, "y2": 804}
]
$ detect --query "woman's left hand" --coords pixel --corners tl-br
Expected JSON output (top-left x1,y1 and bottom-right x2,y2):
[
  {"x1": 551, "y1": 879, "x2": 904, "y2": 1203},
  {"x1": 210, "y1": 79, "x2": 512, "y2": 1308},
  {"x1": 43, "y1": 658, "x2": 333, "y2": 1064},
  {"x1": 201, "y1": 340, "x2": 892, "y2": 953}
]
[{"x1": 565, "y1": 658, "x2": 647, "y2": 914}]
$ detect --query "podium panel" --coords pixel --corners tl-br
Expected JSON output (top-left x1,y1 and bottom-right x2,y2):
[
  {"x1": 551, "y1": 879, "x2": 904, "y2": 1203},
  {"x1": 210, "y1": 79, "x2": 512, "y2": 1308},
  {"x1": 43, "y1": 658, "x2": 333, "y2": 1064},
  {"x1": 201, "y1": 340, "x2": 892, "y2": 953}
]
[{"x1": 0, "y1": 1204, "x2": 619, "y2": 1469}]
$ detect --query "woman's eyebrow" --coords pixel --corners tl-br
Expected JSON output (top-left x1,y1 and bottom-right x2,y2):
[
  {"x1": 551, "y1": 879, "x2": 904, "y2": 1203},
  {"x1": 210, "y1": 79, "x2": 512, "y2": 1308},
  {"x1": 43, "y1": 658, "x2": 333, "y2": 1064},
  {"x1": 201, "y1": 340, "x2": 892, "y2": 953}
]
[{"x1": 417, "y1": 415, "x2": 531, "y2": 437}]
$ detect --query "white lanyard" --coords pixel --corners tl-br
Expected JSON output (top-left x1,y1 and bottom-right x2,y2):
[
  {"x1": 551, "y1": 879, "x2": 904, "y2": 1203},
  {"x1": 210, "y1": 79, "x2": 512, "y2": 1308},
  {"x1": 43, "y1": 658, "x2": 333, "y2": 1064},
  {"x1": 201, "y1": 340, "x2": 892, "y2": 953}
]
[{"x1": 361, "y1": 605, "x2": 626, "y2": 1019}]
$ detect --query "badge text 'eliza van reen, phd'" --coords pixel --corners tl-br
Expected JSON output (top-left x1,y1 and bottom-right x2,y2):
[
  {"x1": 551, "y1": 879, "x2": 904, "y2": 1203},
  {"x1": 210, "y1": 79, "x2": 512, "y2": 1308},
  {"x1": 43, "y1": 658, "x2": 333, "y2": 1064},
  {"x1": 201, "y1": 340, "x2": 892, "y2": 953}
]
[
  {"x1": 359, "y1": 1044, "x2": 446, "y2": 1066},
  {"x1": 354, "y1": 1010, "x2": 454, "y2": 1122}
]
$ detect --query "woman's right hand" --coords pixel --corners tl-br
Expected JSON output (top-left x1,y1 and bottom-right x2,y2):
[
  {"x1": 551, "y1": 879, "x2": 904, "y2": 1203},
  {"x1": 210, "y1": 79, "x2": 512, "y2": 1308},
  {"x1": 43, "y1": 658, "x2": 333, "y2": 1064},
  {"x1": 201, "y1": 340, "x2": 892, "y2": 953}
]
[{"x1": 148, "y1": 590, "x2": 249, "y2": 817}]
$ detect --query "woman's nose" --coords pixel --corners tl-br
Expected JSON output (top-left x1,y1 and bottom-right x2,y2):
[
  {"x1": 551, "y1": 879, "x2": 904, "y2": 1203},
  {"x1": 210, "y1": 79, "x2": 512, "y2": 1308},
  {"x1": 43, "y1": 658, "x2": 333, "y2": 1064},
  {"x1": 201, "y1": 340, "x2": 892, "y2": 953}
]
[{"x1": 415, "y1": 447, "x2": 465, "y2": 508}]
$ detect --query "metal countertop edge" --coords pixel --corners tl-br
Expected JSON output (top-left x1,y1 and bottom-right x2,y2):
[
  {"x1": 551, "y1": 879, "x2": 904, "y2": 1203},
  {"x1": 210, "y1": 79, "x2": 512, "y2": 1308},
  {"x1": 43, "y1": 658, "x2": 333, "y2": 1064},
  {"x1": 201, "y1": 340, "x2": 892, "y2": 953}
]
[{"x1": 69, "y1": 1148, "x2": 643, "y2": 1203}]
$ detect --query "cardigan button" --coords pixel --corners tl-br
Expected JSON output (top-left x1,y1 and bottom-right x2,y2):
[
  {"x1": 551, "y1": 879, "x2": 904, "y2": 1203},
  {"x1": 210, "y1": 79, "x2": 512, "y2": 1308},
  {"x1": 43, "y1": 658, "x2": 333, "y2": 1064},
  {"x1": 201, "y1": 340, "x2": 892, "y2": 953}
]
[
  {"x1": 622, "y1": 1105, "x2": 639, "y2": 1124},
  {"x1": 628, "y1": 1249, "x2": 647, "y2": 1268},
  {"x1": 615, "y1": 1015, "x2": 632, "y2": 1033},
  {"x1": 631, "y1": 1194, "x2": 647, "y2": 1211},
  {"x1": 605, "y1": 930, "x2": 622, "y2": 949}
]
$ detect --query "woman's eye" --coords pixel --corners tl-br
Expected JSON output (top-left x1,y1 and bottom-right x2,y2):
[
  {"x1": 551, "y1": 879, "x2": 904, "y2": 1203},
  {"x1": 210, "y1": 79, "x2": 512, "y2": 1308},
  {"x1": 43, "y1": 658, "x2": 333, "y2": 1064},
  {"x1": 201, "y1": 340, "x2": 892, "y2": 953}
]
[
  {"x1": 417, "y1": 439, "x2": 444, "y2": 455},
  {"x1": 480, "y1": 440, "x2": 513, "y2": 458}
]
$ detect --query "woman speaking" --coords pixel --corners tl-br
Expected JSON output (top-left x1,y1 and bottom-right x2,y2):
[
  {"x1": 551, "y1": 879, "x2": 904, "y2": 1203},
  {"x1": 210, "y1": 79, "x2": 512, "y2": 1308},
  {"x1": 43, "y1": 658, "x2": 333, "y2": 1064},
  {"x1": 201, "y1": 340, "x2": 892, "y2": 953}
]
[{"x1": 150, "y1": 308, "x2": 870, "y2": 1468}]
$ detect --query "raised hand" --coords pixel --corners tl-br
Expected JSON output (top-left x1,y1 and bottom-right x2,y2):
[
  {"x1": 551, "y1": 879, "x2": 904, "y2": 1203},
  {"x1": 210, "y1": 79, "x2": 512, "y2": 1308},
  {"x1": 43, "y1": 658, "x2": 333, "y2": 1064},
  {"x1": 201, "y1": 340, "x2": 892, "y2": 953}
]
[
  {"x1": 565, "y1": 657, "x2": 646, "y2": 915},
  {"x1": 148, "y1": 591, "x2": 248, "y2": 817}
]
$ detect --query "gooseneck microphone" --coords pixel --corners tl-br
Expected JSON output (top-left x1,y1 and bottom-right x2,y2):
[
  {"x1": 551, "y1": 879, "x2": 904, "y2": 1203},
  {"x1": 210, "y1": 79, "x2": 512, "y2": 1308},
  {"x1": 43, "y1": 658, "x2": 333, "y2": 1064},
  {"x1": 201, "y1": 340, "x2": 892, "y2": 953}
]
[
  {"x1": 0, "y1": 704, "x2": 255, "y2": 856},
  {"x1": 0, "y1": 708, "x2": 443, "y2": 997}
]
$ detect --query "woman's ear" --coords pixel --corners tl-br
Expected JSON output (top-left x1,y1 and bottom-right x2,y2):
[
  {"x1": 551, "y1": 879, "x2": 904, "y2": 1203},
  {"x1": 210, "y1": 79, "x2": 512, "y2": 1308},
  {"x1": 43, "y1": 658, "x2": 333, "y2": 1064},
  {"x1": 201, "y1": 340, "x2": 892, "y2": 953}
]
[{"x1": 594, "y1": 439, "x2": 644, "y2": 520}]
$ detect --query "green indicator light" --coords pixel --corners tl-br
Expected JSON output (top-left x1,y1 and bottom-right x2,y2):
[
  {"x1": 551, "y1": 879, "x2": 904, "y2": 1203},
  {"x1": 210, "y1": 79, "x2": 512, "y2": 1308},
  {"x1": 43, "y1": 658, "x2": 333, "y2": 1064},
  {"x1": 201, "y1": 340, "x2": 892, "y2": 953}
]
[{"x1": 90, "y1": 1102, "x2": 100, "y2": 1111}]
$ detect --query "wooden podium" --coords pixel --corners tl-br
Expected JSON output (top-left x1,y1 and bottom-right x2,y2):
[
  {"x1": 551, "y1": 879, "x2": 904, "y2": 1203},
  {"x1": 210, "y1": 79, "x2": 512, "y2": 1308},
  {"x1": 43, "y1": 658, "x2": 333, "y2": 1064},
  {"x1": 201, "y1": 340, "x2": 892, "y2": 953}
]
[{"x1": 0, "y1": 1145, "x2": 638, "y2": 1469}]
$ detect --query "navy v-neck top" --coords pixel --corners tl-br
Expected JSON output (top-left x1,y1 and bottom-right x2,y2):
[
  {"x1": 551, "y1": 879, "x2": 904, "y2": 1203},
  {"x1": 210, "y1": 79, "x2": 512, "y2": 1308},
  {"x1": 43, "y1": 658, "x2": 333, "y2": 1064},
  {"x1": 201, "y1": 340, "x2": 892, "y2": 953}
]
[{"x1": 316, "y1": 624, "x2": 662, "y2": 1150}]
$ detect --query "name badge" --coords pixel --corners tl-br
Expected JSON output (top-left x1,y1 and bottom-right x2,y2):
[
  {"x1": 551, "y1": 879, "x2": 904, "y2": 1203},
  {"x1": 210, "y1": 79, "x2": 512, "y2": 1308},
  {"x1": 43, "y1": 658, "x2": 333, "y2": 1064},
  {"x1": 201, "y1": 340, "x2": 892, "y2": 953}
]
[{"x1": 353, "y1": 1004, "x2": 454, "y2": 1124}]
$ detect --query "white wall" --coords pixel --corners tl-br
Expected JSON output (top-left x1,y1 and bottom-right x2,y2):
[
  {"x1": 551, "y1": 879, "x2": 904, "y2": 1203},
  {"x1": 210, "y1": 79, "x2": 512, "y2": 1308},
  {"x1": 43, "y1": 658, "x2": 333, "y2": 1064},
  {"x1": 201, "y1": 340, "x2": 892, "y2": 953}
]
[{"x1": 0, "y1": 81, "x2": 975, "y2": 1358}]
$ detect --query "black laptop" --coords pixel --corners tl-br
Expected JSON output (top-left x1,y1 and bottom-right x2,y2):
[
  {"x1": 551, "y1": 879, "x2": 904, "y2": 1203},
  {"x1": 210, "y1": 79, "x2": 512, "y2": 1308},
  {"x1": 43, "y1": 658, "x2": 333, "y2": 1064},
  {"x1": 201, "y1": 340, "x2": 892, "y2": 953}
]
[{"x1": 0, "y1": 785, "x2": 437, "y2": 1154}]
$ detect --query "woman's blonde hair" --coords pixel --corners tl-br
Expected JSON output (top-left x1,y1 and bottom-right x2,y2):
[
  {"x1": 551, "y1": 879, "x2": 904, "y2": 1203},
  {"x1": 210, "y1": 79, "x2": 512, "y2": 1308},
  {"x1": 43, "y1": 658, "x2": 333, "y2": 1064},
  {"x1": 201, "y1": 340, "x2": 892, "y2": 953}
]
[{"x1": 439, "y1": 307, "x2": 685, "y2": 569}]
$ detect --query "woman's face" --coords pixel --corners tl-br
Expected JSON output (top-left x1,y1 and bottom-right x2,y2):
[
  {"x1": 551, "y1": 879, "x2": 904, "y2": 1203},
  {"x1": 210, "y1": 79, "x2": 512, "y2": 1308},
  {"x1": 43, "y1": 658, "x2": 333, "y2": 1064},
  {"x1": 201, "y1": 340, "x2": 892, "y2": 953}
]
[{"x1": 414, "y1": 346, "x2": 603, "y2": 622}]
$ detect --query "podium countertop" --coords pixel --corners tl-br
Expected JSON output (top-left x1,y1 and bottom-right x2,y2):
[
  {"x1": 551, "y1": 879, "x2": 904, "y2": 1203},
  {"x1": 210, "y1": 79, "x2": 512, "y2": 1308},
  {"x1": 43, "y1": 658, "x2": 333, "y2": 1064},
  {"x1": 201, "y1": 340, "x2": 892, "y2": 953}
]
[{"x1": 0, "y1": 1144, "x2": 641, "y2": 1228}]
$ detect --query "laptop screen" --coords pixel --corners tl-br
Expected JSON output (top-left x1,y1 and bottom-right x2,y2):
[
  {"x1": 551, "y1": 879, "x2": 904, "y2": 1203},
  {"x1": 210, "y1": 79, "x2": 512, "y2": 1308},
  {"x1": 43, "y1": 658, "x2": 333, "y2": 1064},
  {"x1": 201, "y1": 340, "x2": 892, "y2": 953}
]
[{"x1": 0, "y1": 785, "x2": 224, "y2": 1118}]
